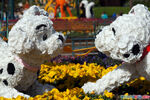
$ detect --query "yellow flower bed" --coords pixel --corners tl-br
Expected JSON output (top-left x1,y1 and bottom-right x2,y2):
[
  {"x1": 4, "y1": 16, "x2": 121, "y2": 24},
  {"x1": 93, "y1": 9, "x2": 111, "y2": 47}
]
[
  {"x1": 2, "y1": 62, "x2": 150, "y2": 99},
  {"x1": 0, "y1": 88, "x2": 115, "y2": 100},
  {"x1": 38, "y1": 62, "x2": 118, "y2": 90}
]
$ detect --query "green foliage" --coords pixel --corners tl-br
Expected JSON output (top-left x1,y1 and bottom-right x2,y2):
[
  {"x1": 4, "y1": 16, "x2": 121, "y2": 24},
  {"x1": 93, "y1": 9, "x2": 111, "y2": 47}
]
[
  {"x1": 93, "y1": 7, "x2": 130, "y2": 18},
  {"x1": 71, "y1": 6, "x2": 130, "y2": 18},
  {"x1": 88, "y1": 0, "x2": 100, "y2": 6},
  {"x1": 125, "y1": 0, "x2": 150, "y2": 7},
  {"x1": 92, "y1": 6, "x2": 150, "y2": 18}
]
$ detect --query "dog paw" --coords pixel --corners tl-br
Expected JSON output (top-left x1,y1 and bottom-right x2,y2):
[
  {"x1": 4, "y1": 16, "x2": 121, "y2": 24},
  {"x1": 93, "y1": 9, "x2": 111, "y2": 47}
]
[
  {"x1": 17, "y1": 93, "x2": 30, "y2": 98},
  {"x1": 82, "y1": 82, "x2": 96, "y2": 94}
]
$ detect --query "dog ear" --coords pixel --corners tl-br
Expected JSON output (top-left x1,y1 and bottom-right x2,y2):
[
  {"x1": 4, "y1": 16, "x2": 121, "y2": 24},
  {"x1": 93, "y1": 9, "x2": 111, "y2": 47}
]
[
  {"x1": 8, "y1": 26, "x2": 32, "y2": 54},
  {"x1": 39, "y1": 9, "x2": 49, "y2": 17},
  {"x1": 129, "y1": 4, "x2": 150, "y2": 18}
]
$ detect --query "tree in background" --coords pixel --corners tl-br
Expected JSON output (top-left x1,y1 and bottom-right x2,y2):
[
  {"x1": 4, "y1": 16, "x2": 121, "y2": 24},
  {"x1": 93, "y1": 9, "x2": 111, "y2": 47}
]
[
  {"x1": 88, "y1": 0, "x2": 100, "y2": 6},
  {"x1": 125, "y1": 0, "x2": 150, "y2": 7},
  {"x1": 78, "y1": 0, "x2": 100, "y2": 7}
]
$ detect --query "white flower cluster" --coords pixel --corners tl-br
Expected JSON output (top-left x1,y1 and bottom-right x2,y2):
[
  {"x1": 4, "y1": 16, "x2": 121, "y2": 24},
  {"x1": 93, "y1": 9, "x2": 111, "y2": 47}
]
[
  {"x1": 95, "y1": 4, "x2": 150, "y2": 63},
  {"x1": 82, "y1": 4, "x2": 150, "y2": 95},
  {"x1": 8, "y1": 5, "x2": 65, "y2": 66},
  {"x1": 0, "y1": 6, "x2": 65, "y2": 98}
]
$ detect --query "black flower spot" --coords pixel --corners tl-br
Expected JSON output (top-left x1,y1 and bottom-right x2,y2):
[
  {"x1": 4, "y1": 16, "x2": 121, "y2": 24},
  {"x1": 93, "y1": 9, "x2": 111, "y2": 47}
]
[
  {"x1": 123, "y1": 54, "x2": 130, "y2": 58},
  {"x1": 7, "y1": 63, "x2": 15, "y2": 75},
  {"x1": 131, "y1": 9, "x2": 134, "y2": 13},
  {"x1": 3, "y1": 80, "x2": 8, "y2": 86},
  {"x1": 132, "y1": 44, "x2": 140, "y2": 55},
  {"x1": 112, "y1": 27, "x2": 116, "y2": 35},
  {"x1": 0, "y1": 69, "x2": 3, "y2": 74},
  {"x1": 58, "y1": 35, "x2": 64, "y2": 42}
]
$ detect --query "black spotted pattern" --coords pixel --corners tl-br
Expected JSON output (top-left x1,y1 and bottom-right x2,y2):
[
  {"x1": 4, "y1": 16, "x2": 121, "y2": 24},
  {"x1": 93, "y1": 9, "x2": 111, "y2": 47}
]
[
  {"x1": 7, "y1": 63, "x2": 15, "y2": 75},
  {"x1": 0, "y1": 69, "x2": 3, "y2": 74},
  {"x1": 58, "y1": 35, "x2": 64, "y2": 42},
  {"x1": 123, "y1": 54, "x2": 130, "y2": 58},
  {"x1": 112, "y1": 27, "x2": 116, "y2": 35},
  {"x1": 3, "y1": 80, "x2": 8, "y2": 86},
  {"x1": 131, "y1": 9, "x2": 134, "y2": 13},
  {"x1": 132, "y1": 44, "x2": 140, "y2": 55}
]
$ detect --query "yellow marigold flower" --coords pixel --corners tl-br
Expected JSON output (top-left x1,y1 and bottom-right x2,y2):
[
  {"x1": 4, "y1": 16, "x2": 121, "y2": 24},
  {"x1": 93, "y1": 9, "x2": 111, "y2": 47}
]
[
  {"x1": 90, "y1": 91, "x2": 95, "y2": 95},
  {"x1": 124, "y1": 93, "x2": 129, "y2": 96},
  {"x1": 71, "y1": 95, "x2": 79, "y2": 100},
  {"x1": 15, "y1": 95, "x2": 27, "y2": 100},
  {"x1": 33, "y1": 95, "x2": 43, "y2": 100},
  {"x1": 28, "y1": 97, "x2": 34, "y2": 100},
  {"x1": 0, "y1": 97, "x2": 10, "y2": 100},
  {"x1": 51, "y1": 88, "x2": 60, "y2": 94},
  {"x1": 54, "y1": 94, "x2": 63, "y2": 100},
  {"x1": 140, "y1": 76, "x2": 145, "y2": 81},
  {"x1": 83, "y1": 96, "x2": 90, "y2": 100},
  {"x1": 95, "y1": 99, "x2": 104, "y2": 100},
  {"x1": 49, "y1": 71, "x2": 57, "y2": 78},
  {"x1": 43, "y1": 77, "x2": 50, "y2": 82},
  {"x1": 63, "y1": 32, "x2": 67, "y2": 35},
  {"x1": 104, "y1": 90, "x2": 114, "y2": 99}
]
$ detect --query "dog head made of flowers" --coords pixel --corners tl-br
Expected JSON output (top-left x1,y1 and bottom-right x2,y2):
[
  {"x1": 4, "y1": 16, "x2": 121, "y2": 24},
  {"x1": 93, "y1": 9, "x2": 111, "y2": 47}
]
[
  {"x1": 95, "y1": 4, "x2": 150, "y2": 63},
  {"x1": 8, "y1": 6, "x2": 65, "y2": 66}
]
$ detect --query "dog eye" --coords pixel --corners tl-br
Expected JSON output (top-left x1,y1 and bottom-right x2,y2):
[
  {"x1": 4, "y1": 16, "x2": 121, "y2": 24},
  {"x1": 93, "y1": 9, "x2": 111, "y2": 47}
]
[
  {"x1": 43, "y1": 34, "x2": 47, "y2": 41},
  {"x1": 36, "y1": 24, "x2": 47, "y2": 30},
  {"x1": 112, "y1": 27, "x2": 116, "y2": 35}
]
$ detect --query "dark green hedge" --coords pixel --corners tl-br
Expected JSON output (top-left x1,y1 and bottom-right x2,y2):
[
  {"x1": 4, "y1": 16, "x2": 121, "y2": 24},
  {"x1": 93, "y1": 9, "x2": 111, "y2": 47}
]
[
  {"x1": 71, "y1": 6, "x2": 150, "y2": 18},
  {"x1": 93, "y1": 7, "x2": 130, "y2": 18}
]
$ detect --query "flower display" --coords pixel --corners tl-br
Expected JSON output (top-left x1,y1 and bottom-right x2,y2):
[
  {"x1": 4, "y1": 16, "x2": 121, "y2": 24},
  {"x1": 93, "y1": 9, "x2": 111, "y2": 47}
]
[
  {"x1": 0, "y1": 88, "x2": 114, "y2": 100},
  {"x1": 104, "y1": 90, "x2": 114, "y2": 99},
  {"x1": 38, "y1": 62, "x2": 118, "y2": 90},
  {"x1": 1, "y1": 55, "x2": 150, "y2": 99}
]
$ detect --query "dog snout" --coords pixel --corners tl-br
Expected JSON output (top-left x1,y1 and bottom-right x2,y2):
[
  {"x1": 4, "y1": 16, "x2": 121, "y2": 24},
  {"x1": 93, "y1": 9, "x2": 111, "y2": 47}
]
[
  {"x1": 36, "y1": 24, "x2": 47, "y2": 30},
  {"x1": 58, "y1": 35, "x2": 64, "y2": 42}
]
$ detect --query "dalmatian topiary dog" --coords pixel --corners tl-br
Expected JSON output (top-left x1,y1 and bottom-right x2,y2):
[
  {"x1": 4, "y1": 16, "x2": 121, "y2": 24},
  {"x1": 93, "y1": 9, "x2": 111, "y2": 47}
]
[
  {"x1": 0, "y1": 6, "x2": 65, "y2": 98},
  {"x1": 82, "y1": 4, "x2": 150, "y2": 94},
  {"x1": 79, "y1": 0, "x2": 95, "y2": 18}
]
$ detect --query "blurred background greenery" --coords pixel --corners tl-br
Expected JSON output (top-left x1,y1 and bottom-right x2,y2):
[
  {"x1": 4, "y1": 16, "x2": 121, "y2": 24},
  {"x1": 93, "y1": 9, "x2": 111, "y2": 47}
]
[{"x1": 0, "y1": 0, "x2": 150, "y2": 18}]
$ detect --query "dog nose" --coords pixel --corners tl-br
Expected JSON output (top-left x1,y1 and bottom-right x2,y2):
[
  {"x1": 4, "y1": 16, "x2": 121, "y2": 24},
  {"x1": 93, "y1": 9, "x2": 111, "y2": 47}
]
[
  {"x1": 36, "y1": 24, "x2": 47, "y2": 30},
  {"x1": 58, "y1": 35, "x2": 64, "y2": 42}
]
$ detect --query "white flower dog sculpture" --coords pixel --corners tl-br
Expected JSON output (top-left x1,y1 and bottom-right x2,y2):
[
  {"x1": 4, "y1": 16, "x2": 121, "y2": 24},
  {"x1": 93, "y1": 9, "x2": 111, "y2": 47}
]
[
  {"x1": 82, "y1": 4, "x2": 150, "y2": 94},
  {"x1": 0, "y1": 6, "x2": 65, "y2": 98}
]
